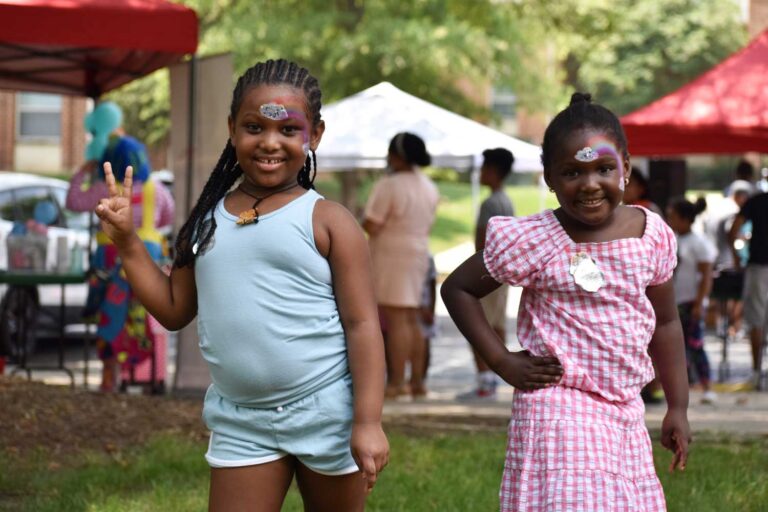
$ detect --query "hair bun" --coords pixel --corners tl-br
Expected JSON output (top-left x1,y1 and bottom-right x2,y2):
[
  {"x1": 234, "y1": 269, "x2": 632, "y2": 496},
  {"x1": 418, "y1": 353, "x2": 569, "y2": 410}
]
[{"x1": 569, "y1": 92, "x2": 592, "y2": 106}]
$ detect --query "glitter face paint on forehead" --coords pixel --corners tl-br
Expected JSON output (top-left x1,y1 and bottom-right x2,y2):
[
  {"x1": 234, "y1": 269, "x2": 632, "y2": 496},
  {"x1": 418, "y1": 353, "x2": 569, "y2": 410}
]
[
  {"x1": 257, "y1": 95, "x2": 312, "y2": 155},
  {"x1": 259, "y1": 103, "x2": 288, "y2": 120}
]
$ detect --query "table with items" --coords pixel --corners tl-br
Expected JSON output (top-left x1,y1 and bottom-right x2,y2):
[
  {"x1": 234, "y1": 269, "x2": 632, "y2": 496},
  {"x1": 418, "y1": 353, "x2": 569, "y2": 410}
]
[{"x1": 0, "y1": 270, "x2": 90, "y2": 388}]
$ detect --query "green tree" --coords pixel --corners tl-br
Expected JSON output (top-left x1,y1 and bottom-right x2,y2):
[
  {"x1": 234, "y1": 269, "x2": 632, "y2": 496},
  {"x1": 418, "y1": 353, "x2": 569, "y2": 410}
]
[
  {"x1": 519, "y1": 0, "x2": 747, "y2": 114},
  {"x1": 110, "y1": 0, "x2": 749, "y2": 151},
  {"x1": 110, "y1": 0, "x2": 558, "y2": 149}
]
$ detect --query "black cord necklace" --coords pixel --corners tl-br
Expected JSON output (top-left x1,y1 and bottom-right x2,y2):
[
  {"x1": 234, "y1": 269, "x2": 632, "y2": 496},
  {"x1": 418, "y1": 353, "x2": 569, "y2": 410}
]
[{"x1": 236, "y1": 180, "x2": 300, "y2": 226}]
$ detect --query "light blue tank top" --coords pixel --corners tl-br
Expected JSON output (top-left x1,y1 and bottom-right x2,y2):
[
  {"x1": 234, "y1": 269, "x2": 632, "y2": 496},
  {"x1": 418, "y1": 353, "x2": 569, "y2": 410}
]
[{"x1": 195, "y1": 189, "x2": 349, "y2": 408}]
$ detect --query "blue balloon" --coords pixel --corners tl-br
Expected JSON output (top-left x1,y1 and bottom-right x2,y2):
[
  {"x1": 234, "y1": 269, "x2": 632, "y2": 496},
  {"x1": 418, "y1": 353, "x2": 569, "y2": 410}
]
[{"x1": 33, "y1": 200, "x2": 58, "y2": 226}]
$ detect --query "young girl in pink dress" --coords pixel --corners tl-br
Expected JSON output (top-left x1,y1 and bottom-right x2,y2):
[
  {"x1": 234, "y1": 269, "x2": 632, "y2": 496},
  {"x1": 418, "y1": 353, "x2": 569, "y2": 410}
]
[{"x1": 441, "y1": 93, "x2": 691, "y2": 511}]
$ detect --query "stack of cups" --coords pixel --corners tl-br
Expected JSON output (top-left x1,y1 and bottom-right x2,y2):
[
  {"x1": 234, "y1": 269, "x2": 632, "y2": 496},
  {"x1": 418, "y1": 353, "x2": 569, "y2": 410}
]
[{"x1": 56, "y1": 236, "x2": 69, "y2": 273}]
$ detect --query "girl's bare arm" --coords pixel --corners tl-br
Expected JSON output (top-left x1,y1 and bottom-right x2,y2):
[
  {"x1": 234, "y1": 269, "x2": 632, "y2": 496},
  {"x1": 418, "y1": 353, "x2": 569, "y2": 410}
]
[
  {"x1": 315, "y1": 200, "x2": 389, "y2": 489},
  {"x1": 95, "y1": 163, "x2": 198, "y2": 330},
  {"x1": 646, "y1": 279, "x2": 691, "y2": 471},
  {"x1": 441, "y1": 253, "x2": 562, "y2": 389}
]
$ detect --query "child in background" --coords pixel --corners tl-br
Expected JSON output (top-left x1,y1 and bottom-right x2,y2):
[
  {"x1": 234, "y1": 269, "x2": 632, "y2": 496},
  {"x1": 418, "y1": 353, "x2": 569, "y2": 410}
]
[
  {"x1": 95, "y1": 59, "x2": 388, "y2": 511},
  {"x1": 667, "y1": 197, "x2": 717, "y2": 404},
  {"x1": 441, "y1": 93, "x2": 690, "y2": 511},
  {"x1": 457, "y1": 148, "x2": 516, "y2": 401}
]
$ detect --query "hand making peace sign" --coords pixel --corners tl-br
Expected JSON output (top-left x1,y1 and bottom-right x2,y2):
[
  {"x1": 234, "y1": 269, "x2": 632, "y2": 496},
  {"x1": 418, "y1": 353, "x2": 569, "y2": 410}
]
[{"x1": 94, "y1": 162, "x2": 135, "y2": 246}]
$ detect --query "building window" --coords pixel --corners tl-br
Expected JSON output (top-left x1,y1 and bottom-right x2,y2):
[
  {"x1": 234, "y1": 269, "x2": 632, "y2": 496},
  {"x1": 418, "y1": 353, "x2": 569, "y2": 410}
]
[
  {"x1": 17, "y1": 93, "x2": 62, "y2": 141},
  {"x1": 491, "y1": 87, "x2": 518, "y2": 136}
]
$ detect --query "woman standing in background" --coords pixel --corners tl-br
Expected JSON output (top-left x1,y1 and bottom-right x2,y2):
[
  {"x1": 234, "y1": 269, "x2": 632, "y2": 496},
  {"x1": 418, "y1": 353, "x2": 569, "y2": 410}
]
[{"x1": 363, "y1": 132, "x2": 439, "y2": 399}]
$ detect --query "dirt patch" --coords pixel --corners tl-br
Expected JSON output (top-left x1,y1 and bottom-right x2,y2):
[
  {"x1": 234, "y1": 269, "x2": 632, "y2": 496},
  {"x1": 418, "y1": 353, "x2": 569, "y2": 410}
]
[
  {"x1": 0, "y1": 376, "x2": 513, "y2": 466},
  {"x1": 0, "y1": 376, "x2": 208, "y2": 463}
]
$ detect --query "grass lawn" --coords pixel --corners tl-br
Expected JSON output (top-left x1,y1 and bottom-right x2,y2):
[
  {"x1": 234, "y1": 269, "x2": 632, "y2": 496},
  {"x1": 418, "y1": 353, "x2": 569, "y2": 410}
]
[
  {"x1": 314, "y1": 175, "x2": 559, "y2": 255},
  {"x1": 2, "y1": 431, "x2": 766, "y2": 512}
]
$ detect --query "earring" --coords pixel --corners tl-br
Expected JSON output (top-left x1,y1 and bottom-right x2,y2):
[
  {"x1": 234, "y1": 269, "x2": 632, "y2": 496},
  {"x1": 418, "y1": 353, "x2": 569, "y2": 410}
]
[
  {"x1": 624, "y1": 178, "x2": 629, "y2": 185},
  {"x1": 548, "y1": 187, "x2": 554, "y2": 193}
]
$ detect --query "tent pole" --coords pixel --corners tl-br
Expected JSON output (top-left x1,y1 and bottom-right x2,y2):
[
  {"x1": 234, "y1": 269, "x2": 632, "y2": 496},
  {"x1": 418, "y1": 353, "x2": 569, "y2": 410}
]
[
  {"x1": 184, "y1": 54, "x2": 197, "y2": 219},
  {"x1": 470, "y1": 165, "x2": 480, "y2": 222},
  {"x1": 173, "y1": 53, "x2": 196, "y2": 394}
]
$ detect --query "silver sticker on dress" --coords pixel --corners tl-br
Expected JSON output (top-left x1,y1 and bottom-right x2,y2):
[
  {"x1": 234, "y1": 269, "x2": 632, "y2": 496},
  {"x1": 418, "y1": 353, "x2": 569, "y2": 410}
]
[{"x1": 569, "y1": 252, "x2": 604, "y2": 292}]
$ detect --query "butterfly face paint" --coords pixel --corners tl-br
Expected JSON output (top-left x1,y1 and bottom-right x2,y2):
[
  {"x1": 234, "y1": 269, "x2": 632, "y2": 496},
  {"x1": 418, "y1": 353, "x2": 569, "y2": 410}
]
[
  {"x1": 258, "y1": 99, "x2": 311, "y2": 156},
  {"x1": 582, "y1": 136, "x2": 626, "y2": 191}
]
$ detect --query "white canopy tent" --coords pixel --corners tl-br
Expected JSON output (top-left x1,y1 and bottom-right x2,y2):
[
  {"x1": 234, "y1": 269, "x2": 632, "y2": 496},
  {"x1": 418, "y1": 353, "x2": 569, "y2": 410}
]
[
  {"x1": 318, "y1": 82, "x2": 543, "y2": 172},
  {"x1": 317, "y1": 82, "x2": 545, "y2": 214}
]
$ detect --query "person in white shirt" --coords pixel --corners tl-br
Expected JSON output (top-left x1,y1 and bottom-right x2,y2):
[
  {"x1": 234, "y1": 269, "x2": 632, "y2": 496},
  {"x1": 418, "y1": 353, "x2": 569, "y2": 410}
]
[{"x1": 667, "y1": 197, "x2": 717, "y2": 403}]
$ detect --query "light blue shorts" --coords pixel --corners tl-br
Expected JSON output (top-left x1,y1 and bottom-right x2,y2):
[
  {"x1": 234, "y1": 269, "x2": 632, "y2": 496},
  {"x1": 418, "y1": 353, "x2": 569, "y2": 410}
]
[{"x1": 202, "y1": 375, "x2": 358, "y2": 475}]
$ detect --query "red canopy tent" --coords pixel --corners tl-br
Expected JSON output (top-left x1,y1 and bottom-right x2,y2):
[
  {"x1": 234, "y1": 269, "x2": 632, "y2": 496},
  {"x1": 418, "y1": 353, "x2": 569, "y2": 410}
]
[
  {"x1": 621, "y1": 28, "x2": 768, "y2": 156},
  {"x1": 0, "y1": 0, "x2": 198, "y2": 98}
]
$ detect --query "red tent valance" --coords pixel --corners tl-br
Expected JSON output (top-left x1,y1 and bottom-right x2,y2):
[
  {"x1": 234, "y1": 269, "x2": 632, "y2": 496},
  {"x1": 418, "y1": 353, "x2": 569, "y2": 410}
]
[
  {"x1": 0, "y1": 0, "x2": 198, "y2": 97},
  {"x1": 621, "y1": 28, "x2": 768, "y2": 156}
]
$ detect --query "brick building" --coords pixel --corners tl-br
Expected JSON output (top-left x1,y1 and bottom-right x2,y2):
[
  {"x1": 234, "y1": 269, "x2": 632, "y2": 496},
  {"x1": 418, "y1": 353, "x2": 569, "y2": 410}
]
[{"x1": 0, "y1": 91, "x2": 88, "y2": 175}]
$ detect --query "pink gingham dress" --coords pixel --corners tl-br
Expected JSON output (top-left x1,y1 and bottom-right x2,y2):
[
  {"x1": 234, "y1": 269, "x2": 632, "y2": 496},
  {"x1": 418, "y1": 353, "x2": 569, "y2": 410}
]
[{"x1": 483, "y1": 207, "x2": 676, "y2": 512}]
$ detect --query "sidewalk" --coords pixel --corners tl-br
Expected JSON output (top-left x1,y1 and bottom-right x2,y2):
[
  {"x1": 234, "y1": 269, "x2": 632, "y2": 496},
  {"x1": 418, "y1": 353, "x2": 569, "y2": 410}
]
[{"x1": 384, "y1": 243, "x2": 768, "y2": 438}]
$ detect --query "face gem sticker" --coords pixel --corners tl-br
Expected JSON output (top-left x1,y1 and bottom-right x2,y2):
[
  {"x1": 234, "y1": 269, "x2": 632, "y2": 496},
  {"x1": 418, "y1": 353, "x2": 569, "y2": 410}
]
[
  {"x1": 259, "y1": 103, "x2": 289, "y2": 120},
  {"x1": 569, "y1": 252, "x2": 605, "y2": 292},
  {"x1": 574, "y1": 146, "x2": 599, "y2": 162}
]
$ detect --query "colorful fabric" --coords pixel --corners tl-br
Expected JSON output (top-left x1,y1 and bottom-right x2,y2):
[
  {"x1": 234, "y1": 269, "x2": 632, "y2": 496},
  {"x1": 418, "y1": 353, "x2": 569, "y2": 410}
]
[
  {"x1": 483, "y1": 207, "x2": 676, "y2": 510},
  {"x1": 99, "y1": 134, "x2": 150, "y2": 182},
  {"x1": 89, "y1": 179, "x2": 167, "y2": 368},
  {"x1": 93, "y1": 240, "x2": 163, "y2": 367}
]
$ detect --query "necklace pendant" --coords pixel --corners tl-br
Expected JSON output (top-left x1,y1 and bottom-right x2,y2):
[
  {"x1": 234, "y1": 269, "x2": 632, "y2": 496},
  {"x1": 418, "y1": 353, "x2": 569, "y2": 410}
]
[{"x1": 236, "y1": 208, "x2": 259, "y2": 226}]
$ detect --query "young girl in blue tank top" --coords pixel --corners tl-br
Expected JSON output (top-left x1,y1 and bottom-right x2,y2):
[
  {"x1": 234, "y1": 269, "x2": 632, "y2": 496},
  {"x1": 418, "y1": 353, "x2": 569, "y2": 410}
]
[{"x1": 95, "y1": 59, "x2": 389, "y2": 511}]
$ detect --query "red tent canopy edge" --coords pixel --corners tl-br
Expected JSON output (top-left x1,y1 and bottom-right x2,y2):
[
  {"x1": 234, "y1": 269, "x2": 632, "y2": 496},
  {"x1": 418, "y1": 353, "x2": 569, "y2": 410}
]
[
  {"x1": 621, "y1": 28, "x2": 768, "y2": 155},
  {"x1": 0, "y1": 0, "x2": 198, "y2": 54}
]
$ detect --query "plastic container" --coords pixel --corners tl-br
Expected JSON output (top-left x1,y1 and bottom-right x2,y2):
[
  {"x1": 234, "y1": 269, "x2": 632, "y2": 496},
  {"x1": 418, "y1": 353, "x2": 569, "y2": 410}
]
[{"x1": 6, "y1": 233, "x2": 48, "y2": 271}]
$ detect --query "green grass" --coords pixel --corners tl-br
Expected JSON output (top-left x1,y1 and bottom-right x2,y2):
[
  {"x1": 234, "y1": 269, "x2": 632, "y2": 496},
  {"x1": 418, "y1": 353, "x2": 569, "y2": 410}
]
[
  {"x1": 2, "y1": 432, "x2": 766, "y2": 511},
  {"x1": 314, "y1": 175, "x2": 559, "y2": 254}
]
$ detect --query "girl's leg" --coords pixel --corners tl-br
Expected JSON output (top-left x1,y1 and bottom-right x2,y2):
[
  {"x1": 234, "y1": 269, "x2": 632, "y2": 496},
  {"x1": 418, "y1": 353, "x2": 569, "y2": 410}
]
[
  {"x1": 295, "y1": 464, "x2": 366, "y2": 512},
  {"x1": 209, "y1": 457, "x2": 295, "y2": 512}
]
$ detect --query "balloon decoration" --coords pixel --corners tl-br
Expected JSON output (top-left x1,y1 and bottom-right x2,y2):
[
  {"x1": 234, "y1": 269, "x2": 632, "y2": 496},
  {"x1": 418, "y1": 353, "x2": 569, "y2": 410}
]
[{"x1": 84, "y1": 101, "x2": 123, "y2": 161}]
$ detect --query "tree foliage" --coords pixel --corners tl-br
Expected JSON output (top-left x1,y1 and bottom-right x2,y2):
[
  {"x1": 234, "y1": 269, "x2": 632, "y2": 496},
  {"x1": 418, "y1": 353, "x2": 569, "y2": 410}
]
[
  {"x1": 517, "y1": 0, "x2": 747, "y2": 115},
  {"x1": 110, "y1": 0, "x2": 748, "y2": 151}
]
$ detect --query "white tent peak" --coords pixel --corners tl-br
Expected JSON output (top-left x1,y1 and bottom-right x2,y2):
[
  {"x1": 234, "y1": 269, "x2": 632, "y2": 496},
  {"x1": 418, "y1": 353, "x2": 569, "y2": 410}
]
[{"x1": 317, "y1": 81, "x2": 543, "y2": 173}]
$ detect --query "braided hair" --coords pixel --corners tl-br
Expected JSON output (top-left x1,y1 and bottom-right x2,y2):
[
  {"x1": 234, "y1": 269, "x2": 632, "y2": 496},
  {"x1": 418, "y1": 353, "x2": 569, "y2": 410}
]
[
  {"x1": 541, "y1": 93, "x2": 628, "y2": 170},
  {"x1": 174, "y1": 59, "x2": 323, "y2": 267}
]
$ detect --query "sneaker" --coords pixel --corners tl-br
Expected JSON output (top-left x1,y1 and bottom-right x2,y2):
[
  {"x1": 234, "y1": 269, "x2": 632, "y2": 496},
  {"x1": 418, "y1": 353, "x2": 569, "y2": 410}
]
[
  {"x1": 701, "y1": 390, "x2": 717, "y2": 404},
  {"x1": 455, "y1": 386, "x2": 497, "y2": 402}
]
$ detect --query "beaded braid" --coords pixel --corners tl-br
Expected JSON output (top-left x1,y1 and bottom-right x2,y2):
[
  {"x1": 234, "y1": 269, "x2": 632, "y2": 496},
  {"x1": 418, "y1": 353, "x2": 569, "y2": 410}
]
[
  {"x1": 540, "y1": 92, "x2": 628, "y2": 170},
  {"x1": 174, "y1": 59, "x2": 323, "y2": 267}
]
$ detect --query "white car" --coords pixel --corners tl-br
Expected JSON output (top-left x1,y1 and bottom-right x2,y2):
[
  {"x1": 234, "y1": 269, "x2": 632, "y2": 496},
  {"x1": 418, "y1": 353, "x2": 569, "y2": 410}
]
[{"x1": 0, "y1": 171, "x2": 92, "y2": 358}]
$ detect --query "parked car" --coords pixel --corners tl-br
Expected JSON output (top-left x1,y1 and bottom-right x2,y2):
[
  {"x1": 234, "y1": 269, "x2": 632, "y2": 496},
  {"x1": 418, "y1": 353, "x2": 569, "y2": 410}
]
[{"x1": 0, "y1": 171, "x2": 92, "y2": 359}]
